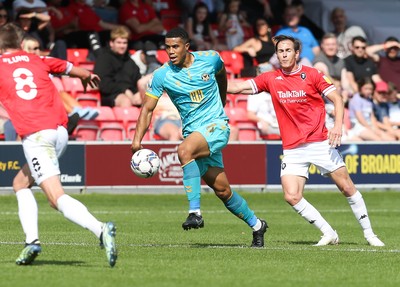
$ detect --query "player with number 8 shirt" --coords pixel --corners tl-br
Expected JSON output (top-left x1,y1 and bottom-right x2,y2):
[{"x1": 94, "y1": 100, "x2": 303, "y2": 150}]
[{"x1": 0, "y1": 23, "x2": 118, "y2": 266}]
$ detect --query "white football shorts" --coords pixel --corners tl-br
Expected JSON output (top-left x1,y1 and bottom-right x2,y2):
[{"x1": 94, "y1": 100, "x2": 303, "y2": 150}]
[
  {"x1": 22, "y1": 126, "x2": 68, "y2": 185},
  {"x1": 280, "y1": 140, "x2": 345, "y2": 178}
]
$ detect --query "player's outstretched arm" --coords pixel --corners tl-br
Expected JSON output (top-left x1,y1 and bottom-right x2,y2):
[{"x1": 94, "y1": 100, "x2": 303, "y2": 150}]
[
  {"x1": 69, "y1": 66, "x2": 101, "y2": 93},
  {"x1": 326, "y1": 90, "x2": 344, "y2": 147},
  {"x1": 227, "y1": 79, "x2": 254, "y2": 95},
  {"x1": 131, "y1": 95, "x2": 159, "y2": 154}
]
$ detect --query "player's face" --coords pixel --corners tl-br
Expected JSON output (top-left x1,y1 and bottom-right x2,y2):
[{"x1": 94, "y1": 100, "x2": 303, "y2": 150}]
[
  {"x1": 165, "y1": 37, "x2": 190, "y2": 67},
  {"x1": 110, "y1": 37, "x2": 128, "y2": 55},
  {"x1": 276, "y1": 40, "x2": 299, "y2": 71}
]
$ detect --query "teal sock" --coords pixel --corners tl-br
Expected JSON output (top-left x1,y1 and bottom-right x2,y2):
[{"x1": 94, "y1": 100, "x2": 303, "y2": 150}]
[
  {"x1": 182, "y1": 160, "x2": 201, "y2": 212},
  {"x1": 224, "y1": 191, "x2": 257, "y2": 227}
]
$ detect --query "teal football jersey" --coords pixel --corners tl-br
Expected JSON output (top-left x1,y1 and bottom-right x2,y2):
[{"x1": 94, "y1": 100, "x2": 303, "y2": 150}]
[{"x1": 146, "y1": 50, "x2": 228, "y2": 137}]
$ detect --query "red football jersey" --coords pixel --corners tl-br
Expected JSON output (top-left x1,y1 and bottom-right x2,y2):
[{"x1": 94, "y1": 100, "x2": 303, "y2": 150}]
[
  {"x1": 0, "y1": 51, "x2": 71, "y2": 137},
  {"x1": 119, "y1": 1, "x2": 158, "y2": 40},
  {"x1": 250, "y1": 65, "x2": 336, "y2": 149}
]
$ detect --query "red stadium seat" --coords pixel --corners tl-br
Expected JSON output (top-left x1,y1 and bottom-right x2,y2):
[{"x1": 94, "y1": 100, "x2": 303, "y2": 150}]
[
  {"x1": 96, "y1": 106, "x2": 125, "y2": 141},
  {"x1": 67, "y1": 48, "x2": 89, "y2": 65},
  {"x1": 219, "y1": 51, "x2": 244, "y2": 79},
  {"x1": 75, "y1": 92, "x2": 101, "y2": 107},
  {"x1": 260, "y1": 133, "x2": 281, "y2": 140},
  {"x1": 236, "y1": 122, "x2": 259, "y2": 141},
  {"x1": 156, "y1": 50, "x2": 170, "y2": 64},
  {"x1": 224, "y1": 106, "x2": 248, "y2": 124},
  {"x1": 113, "y1": 106, "x2": 141, "y2": 126},
  {"x1": 78, "y1": 61, "x2": 95, "y2": 71},
  {"x1": 234, "y1": 94, "x2": 248, "y2": 109},
  {"x1": 61, "y1": 76, "x2": 98, "y2": 96},
  {"x1": 126, "y1": 121, "x2": 151, "y2": 141},
  {"x1": 73, "y1": 120, "x2": 99, "y2": 141}
]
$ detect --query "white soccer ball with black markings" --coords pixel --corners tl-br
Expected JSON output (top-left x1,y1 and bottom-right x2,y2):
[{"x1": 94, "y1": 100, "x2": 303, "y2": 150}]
[{"x1": 130, "y1": 149, "x2": 160, "y2": 178}]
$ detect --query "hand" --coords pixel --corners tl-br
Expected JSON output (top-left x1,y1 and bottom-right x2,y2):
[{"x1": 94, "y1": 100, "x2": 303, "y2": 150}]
[
  {"x1": 131, "y1": 142, "x2": 143, "y2": 154},
  {"x1": 328, "y1": 126, "x2": 342, "y2": 148},
  {"x1": 81, "y1": 74, "x2": 100, "y2": 93}
]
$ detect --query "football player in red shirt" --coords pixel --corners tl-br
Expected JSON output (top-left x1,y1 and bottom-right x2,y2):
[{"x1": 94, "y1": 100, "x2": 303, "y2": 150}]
[
  {"x1": 0, "y1": 23, "x2": 117, "y2": 266},
  {"x1": 227, "y1": 35, "x2": 385, "y2": 247}
]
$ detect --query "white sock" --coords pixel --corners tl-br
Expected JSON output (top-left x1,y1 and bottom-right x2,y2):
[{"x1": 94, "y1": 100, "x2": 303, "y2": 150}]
[
  {"x1": 57, "y1": 194, "x2": 103, "y2": 238},
  {"x1": 293, "y1": 198, "x2": 335, "y2": 236},
  {"x1": 16, "y1": 188, "x2": 39, "y2": 243},
  {"x1": 347, "y1": 191, "x2": 374, "y2": 239},
  {"x1": 252, "y1": 218, "x2": 262, "y2": 231}
]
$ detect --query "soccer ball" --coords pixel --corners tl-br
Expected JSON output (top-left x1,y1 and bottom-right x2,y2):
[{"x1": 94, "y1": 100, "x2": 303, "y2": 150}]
[{"x1": 130, "y1": 149, "x2": 160, "y2": 178}]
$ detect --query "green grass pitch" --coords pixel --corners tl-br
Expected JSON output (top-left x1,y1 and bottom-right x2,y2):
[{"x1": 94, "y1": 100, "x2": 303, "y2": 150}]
[{"x1": 0, "y1": 190, "x2": 399, "y2": 287}]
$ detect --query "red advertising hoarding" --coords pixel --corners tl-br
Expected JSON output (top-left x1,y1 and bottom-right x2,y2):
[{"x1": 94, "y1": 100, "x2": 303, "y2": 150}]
[{"x1": 85, "y1": 143, "x2": 266, "y2": 186}]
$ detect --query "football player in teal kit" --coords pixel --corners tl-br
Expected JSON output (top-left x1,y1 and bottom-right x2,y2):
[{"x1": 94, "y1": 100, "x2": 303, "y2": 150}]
[{"x1": 131, "y1": 27, "x2": 267, "y2": 247}]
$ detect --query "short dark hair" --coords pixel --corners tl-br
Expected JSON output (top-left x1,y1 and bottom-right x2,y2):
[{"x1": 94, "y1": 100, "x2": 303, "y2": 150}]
[
  {"x1": 352, "y1": 36, "x2": 367, "y2": 45},
  {"x1": 272, "y1": 34, "x2": 301, "y2": 52},
  {"x1": 0, "y1": 23, "x2": 24, "y2": 51},
  {"x1": 165, "y1": 27, "x2": 190, "y2": 44},
  {"x1": 385, "y1": 36, "x2": 399, "y2": 43}
]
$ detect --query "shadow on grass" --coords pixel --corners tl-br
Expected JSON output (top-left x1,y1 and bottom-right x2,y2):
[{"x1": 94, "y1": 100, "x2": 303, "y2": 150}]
[{"x1": 27, "y1": 260, "x2": 87, "y2": 266}]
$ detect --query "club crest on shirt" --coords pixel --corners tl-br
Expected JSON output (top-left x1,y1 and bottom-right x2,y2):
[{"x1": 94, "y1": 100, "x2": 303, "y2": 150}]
[
  {"x1": 300, "y1": 72, "x2": 306, "y2": 80},
  {"x1": 201, "y1": 73, "x2": 210, "y2": 81}
]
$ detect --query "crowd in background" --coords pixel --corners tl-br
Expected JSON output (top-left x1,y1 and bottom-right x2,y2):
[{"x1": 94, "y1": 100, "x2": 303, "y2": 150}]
[{"x1": 0, "y1": 0, "x2": 399, "y2": 142}]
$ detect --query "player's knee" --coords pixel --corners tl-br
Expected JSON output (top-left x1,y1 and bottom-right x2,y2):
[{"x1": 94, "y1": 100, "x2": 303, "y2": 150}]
[
  {"x1": 177, "y1": 144, "x2": 192, "y2": 164},
  {"x1": 12, "y1": 176, "x2": 31, "y2": 193},
  {"x1": 283, "y1": 192, "x2": 301, "y2": 205}
]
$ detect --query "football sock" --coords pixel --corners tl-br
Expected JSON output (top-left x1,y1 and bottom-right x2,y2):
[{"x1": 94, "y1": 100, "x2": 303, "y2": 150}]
[
  {"x1": 182, "y1": 160, "x2": 201, "y2": 214},
  {"x1": 293, "y1": 198, "x2": 335, "y2": 236},
  {"x1": 16, "y1": 188, "x2": 39, "y2": 244},
  {"x1": 346, "y1": 191, "x2": 374, "y2": 238},
  {"x1": 57, "y1": 194, "x2": 102, "y2": 238},
  {"x1": 224, "y1": 191, "x2": 257, "y2": 228}
]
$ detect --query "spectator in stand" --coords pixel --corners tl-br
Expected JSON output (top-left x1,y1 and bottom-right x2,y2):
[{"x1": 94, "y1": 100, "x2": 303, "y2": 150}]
[
  {"x1": 47, "y1": 0, "x2": 79, "y2": 42},
  {"x1": 275, "y1": 5, "x2": 320, "y2": 63},
  {"x1": 239, "y1": 0, "x2": 273, "y2": 26},
  {"x1": 366, "y1": 36, "x2": 400, "y2": 93},
  {"x1": 330, "y1": 7, "x2": 367, "y2": 59},
  {"x1": 65, "y1": 0, "x2": 122, "y2": 52},
  {"x1": 348, "y1": 77, "x2": 395, "y2": 141},
  {"x1": 218, "y1": 0, "x2": 251, "y2": 50},
  {"x1": 179, "y1": 0, "x2": 225, "y2": 23},
  {"x1": 344, "y1": 36, "x2": 382, "y2": 93},
  {"x1": 313, "y1": 33, "x2": 351, "y2": 93},
  {"x1": 88, "y1": 0, "x2": 118, "y2": 24},
  {"x1": 386, "y1": 82, "x2": 400, "y2": 130},
  {"x1": 0, "y1": 101, "x2": 19, "y2": 141},
  {"x1": 94, "y1": 26, "x2": 144, "y2": 107},
  {"x1": 233, "y1": 17, "x2": 275, "y2": 76},
  {"x1": 247, "y1": 91, "x2": 280, "y2": 137},
  {"x1": 372, "y1": 81, "x2": 400, "y2": 140},
  {"x1": 291, "y1": 0, "x2": 324, "y2": 42},
  {"x1": 0, "y1": 7, "x2": 9, "y2": 28},
  {"x1": 185, "y1": 2, "x2": 221, "y2": 51},
  {"x1": 152, "y1": 94, "x2": 183, "y2": 141},
  {"x1": 119, "y1": 0, "x2": 166, "y2": 50},
  {"x1": 14, "y1": 8, "x2": 50, "y2": 48}
]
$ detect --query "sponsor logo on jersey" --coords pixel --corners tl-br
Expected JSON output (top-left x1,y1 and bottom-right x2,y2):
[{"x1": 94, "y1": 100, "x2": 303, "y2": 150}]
[
  {"x1": 277, "y1": 90, "x2": 306, "y2": 98},
  {"x1": 323, "y1": 75, "x2": 332, "y2": 84},
  {"x1": 201, "y1": 73, "x2": 210, "y2": 81}
]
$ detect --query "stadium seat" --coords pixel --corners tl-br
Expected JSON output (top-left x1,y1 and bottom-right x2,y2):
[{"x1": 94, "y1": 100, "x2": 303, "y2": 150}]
[
  {"x1": 96, "y1": 106, "x2": 125, "y2": 141},
  {"x1": 219, "y1": 51, "x2": 244, "y2": 79},
  {"x1": 260, "y1": 133, "x2": 281, "y2": 140},
  {"x1": 113, "y1": 106, "x2": 141, "y2": 126},
  {"x1": 78, "y1": 61, "x2": 95, "y2": 71},
  {"x1": 225, "y1": 94, "x2": 235, "y2": 108},
  {"x1": 73, "y1": 120, "x2": 99, "y2": 141},
  {"x1": 234, "y1": 94, "x2": 248, "y2": 109},
  {"x1": 67, "y1": 48, "x2": 89, "y2": 65},
  {"x1": 75, "y1": 92, "x2": 101, "y2": 107},
  {"x1": 156, "y1": 50, "x2": 170, "y2": 64},
  {"x1": 126, "y1": 121, "x2": 151, "y2": 141},
  {"x1": 61, "y1": 76, "x2": 98, "y2": 96},
  {"x1": 236, "y1": 122, "x2": 259, "y2": 141},
  {"x1": 224, "y1": 106, "x2": 248, "y2": 124}
]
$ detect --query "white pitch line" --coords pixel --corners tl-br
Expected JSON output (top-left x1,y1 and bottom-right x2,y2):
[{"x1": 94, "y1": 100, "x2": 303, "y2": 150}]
[
  {"x1": 0, "y1": 209, "x2": 399, "y2": 216},
  {"x1": 1, "y1": 241, "x2": 399, "y2": 253}
]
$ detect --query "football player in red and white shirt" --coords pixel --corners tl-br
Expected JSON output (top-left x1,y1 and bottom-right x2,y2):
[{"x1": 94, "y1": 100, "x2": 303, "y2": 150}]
[
  {"x1": 0, "y1": 24, "x2": 117, "y2": 266},
  {"x1": 227, "y1": 35, "x2": 385, "y2": 247}
]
